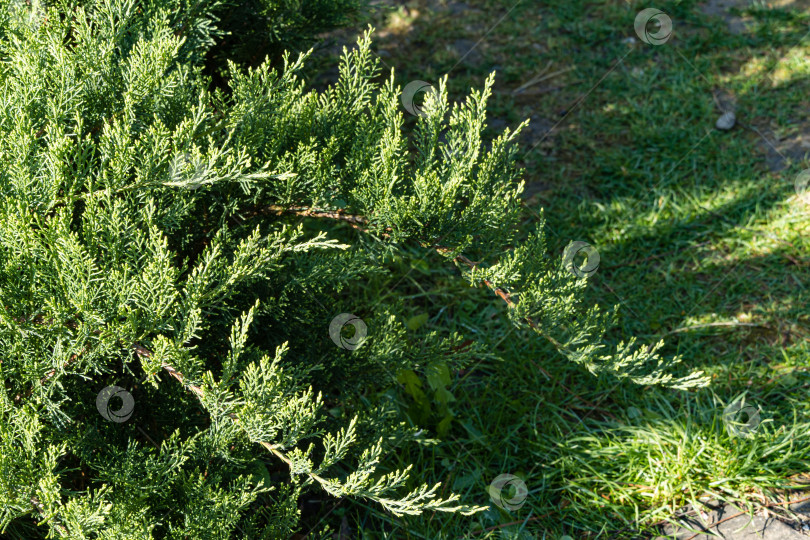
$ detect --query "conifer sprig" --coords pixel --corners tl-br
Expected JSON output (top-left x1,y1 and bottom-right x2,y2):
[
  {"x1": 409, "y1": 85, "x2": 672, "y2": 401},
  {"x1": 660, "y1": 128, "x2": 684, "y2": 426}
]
[{"x1": 133, "y1": 341, "x2": 485, "y2": 517}]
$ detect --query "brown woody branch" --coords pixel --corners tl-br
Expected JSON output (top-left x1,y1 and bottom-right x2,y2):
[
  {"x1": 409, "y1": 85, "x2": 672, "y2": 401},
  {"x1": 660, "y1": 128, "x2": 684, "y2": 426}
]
[
  {"x1": 132, "y1": 344, "x2": 329, "y2": 484},
  {"x1": 448, "y1": 253, "x2": 563, "y2": 348},
  {"x1": 254, "y1": 205, "x2": 371, "y2": 233},
  {"x1": 28, "y1": 204, "x2": 560, "y2": 400},
  {"x1": 260, "y1": 206, "x2": 557, "y2": 345}
]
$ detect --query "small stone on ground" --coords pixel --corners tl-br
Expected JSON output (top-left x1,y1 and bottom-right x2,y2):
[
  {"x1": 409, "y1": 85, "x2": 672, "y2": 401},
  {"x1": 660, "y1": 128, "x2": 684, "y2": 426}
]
[{"x1": 716, "y1": 111, "x2": 737, "y2": 131}]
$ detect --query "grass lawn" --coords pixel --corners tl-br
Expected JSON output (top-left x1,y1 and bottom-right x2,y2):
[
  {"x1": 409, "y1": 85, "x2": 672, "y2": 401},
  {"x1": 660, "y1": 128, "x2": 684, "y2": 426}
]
[{"x1": 299, "y1": 0, "x2": 810, "y2": 537}]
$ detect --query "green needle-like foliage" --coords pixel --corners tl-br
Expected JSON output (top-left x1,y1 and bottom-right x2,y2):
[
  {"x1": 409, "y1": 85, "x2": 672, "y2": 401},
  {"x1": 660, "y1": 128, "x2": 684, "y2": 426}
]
[{"x1": 0, "y1": 0, "x2": 706, "y2": 537}]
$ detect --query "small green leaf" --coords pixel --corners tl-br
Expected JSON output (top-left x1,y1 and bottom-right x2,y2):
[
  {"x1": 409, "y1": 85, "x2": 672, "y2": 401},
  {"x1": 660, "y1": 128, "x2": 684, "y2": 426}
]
[
  {"x1": 452, "y1": 469, "x2": 480, "y2": 490},
  {"x1": 437, "y1": 413, "x2": 454, "y2": 437},
  {"x1": 250, "y1": 461, "x2": 272, "y2": 488},
  {"x1": 406, "y1": 313, "x2": 429, "y2": 331},
  {"x1": 461, "y1": 420, "x2": 484, "y2": 442},
  {"x1": 778, "y1": 373, "x2": 798, "y2": 387},
  {"x1": 426, "y1": 360, "x2": 451, "y2": 390},
  {"x1": 434, "y1": 386, "x2": 455, "y2": 406},
  {"x1": 411, "y1": 259, "x2": 430, "y2": 273},
  {"x1": 397, "y1": 369, "x2": 422, "y2": 389},
  {"x1": 397, "y1": 369, "x2": 428, "y2": 404}
]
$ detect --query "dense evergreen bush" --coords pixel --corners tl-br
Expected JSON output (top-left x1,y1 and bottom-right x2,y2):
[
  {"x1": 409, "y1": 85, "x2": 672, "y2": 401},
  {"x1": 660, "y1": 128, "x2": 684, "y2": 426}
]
[
  {"x1": 206, "y1": 0, "x2": 370, "y2": 77},
  {"x1": 0, "y1": 0, "x2": 706, "y2": 537}
]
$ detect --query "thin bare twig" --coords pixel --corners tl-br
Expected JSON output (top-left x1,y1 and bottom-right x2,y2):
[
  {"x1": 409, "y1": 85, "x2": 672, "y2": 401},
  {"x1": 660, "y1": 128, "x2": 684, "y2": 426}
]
[
  {"x1": 261, "y1": 205, "x2": 369, "y2": 229},
  {"x1": 450, "y1": 253, "x2": 565, "y2": 349},
  {"x1": 30, "y1": 497, "x2": 68, "y2": 535}
]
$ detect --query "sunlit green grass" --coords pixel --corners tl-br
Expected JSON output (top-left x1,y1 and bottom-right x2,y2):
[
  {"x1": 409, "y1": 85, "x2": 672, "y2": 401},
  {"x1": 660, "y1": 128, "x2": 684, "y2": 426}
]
[{"x1": 303, "y1": 0, "x2": 810, "y2": 537}]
